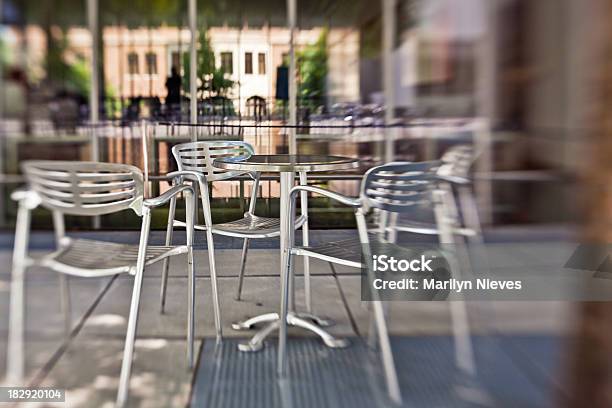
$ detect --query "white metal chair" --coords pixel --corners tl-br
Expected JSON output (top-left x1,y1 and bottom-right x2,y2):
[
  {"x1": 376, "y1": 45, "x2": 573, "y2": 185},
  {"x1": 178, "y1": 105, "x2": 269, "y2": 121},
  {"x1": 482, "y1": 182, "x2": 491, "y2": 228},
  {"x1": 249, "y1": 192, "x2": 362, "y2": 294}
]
[
  {"x1": 279, "y1": 158, "x2": 478, "y2": 405},
  {"x1": 6, "y1": 161, "x2": 198, "y2": 407},
  {"x1": 385, "y1": 145, "x2": 482, "y2": 243},
  {"x1": 159, "y1": 141, "x2": 309, "y2": 327}
]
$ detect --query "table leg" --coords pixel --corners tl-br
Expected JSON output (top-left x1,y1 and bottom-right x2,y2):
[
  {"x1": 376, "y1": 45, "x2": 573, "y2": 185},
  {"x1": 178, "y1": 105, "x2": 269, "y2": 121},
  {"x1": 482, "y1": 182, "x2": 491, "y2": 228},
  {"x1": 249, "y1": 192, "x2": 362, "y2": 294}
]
[
  {"x1": 234, "y1": 170, "x2": 348, "y2": 353},
  {"x1": 279, "y1": 171, "x2": 294, "y2": 312}
]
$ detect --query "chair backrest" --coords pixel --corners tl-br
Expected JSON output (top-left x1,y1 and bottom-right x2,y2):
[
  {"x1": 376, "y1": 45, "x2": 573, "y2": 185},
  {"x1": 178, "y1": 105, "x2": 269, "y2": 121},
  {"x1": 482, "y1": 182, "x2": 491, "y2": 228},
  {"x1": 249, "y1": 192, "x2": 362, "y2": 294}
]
[
  {"x1": 22, "y1": 161, "x2": 145, "y2": 216},
  {"x1": 438, "y1": 144, "x2": 475, "y2": 181},
  {"x1": 172, "y1": 141, "x2": 254, "y2": 182},
  {"x1": 360, "y1": 161, "x2": 441, "y2": 213}
]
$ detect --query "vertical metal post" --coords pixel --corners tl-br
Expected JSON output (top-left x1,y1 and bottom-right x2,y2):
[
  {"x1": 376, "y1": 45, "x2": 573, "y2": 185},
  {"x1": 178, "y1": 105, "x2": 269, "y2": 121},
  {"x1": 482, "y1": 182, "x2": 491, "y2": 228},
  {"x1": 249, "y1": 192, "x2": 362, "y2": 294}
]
[
  {"x1": 475, "y1": 119, "x2": 493, "y2": 224},
  {"x1": 287, "y1": 0, "x2": 297, "y2": 154},
  {"x1": 141, "y1": 120, "x2": 150, "y2": 197},
  {"x1": 88, "y1": 0, "x2": 101, "y2": 228},
  {"x1": 88, "y1": 0, "x2": 100, "y2": 128},
  {"x1": 475, "y1": 0, "x2": 496, "y2": 225},
  {"x1": 188, "y1": 0, "x2": 197, "y2": 139},
  {"x1": 382, "y1": 0, "x2": 396, "y2": 162},
  {"x1": 0, "y1": 0, "x2": 5, "y2": 227},
  {"x1": 0, "y1": 0, "x2": 4, "y2": 120},
  {"x1": 237, "y1": 18, "x2": 243, "y2": 118}
]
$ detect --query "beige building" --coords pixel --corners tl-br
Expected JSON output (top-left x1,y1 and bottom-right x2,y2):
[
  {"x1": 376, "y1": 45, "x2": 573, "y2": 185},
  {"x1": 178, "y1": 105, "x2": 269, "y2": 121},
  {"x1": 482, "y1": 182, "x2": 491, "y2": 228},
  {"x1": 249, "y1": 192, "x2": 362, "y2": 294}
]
[
  {"x1": 4, "y1": 24, "x2": 360, "y2": 113},
  {"x1": 100, "y1": 25, "x2": 360, "y2": 111}
]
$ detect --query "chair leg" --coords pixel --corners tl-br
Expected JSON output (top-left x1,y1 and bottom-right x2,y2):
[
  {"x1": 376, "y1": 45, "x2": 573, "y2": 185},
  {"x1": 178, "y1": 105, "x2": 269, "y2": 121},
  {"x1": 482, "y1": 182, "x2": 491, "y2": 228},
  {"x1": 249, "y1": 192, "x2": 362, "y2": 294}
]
[
  {"x1": 235, "y1": 238, "x2": 250, "y2": 300},
  {"x1": 160, "y1": 196, "x2": 176, "y2": 314},
  {"x1": 302, "y1": 223, "x2": 311, "y2": 313},
  {"x1": 206, "y1": 230, "x2": 223, "y2": 340},
  {"x1": 116, "y1": 208, "x2": 151, "y2": 408},
  {"x1": 186, "y1": 193, "x2": 196, "y2": 369},
  {"x1": 355, "y1": 209, "x2": 401, "y2": 404},
  {"x1": 298, "y1": 171, "x2": 312, "y2": 313},
  {"x1": 278, "y1": 248, "x2": 294, "y2": 376},
  {"x1": 51, "y1": 211, "x2": 71, "y2": 336},
  {"x1": 6, "y1": 202, "x2": 31, "y2": 384},
  {"x1": 59, "y1": 274, "x2": 71, "y2": 337},
  {"x1": 372, "y1": 300, "x2": 402, "y2": 405},
  {"x1": 434, "y1": 189, "x2": 477, "y2": 378},
  {"x1": 458, "y1": 185, "x2": 484, "y2": 241},
  {"x1": 367, "y1": 303, "x2": 378, "y2": 348},
  {"x1": 446, "y1": 254, "x2": 477, "y2": 377}
]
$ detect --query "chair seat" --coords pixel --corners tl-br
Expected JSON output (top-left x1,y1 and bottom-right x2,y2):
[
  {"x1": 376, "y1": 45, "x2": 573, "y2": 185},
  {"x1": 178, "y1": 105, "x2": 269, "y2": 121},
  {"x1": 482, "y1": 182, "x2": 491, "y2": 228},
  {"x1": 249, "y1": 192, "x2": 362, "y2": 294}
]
[
  {"x1": 393, "y1": 221, "x2": 476, "y2": 237},
  {"x1": 37, "y1": 238, "x2": 187, "y2": 277},
  {"x1": 175, "y1": 213, "x2": 307, "y2": 238},
  {"x1": 390, "y1": 221, "x2": 439, "y2": 235},
  {"x1": 212, "y1": 214, "x2": 282, "y2": 237},
  {"x1": 293, "y1": 237, "x2": 367, "y2": 268}
]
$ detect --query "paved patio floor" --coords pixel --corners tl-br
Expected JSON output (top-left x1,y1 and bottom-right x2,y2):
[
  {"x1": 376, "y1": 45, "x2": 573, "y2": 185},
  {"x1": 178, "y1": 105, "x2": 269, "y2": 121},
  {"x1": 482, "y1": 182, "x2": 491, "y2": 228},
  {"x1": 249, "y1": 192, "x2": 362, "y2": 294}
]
[{"x1": 0, "y1": 229, "x2": 576, "y2": 407}]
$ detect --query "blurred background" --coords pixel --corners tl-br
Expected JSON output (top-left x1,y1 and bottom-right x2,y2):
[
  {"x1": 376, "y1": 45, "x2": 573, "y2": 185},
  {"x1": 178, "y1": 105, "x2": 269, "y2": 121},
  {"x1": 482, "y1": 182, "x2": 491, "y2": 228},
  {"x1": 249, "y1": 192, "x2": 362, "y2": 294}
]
[
  {"x1": 2, "y1": 0, "x2": 612, "y2": 406},
  {"x1": 0, "y1": 0, "x2": 587, "y2": 229}
]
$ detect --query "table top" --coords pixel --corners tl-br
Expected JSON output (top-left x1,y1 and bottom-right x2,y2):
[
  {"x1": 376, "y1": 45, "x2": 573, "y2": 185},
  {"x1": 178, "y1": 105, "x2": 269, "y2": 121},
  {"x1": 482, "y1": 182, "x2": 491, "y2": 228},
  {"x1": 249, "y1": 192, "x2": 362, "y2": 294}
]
[{"x1": 213, "y1": 154, "x2": 359, "y2": 173}]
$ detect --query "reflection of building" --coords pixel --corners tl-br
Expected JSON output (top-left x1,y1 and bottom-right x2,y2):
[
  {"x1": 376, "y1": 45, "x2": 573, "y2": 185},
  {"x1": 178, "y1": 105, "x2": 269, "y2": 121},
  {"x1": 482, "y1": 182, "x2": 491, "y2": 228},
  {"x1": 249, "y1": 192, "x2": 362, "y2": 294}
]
[
  {"x1": 3, "y1": 25, "x2": 360, "y2": 112},
  {"x1": 100, "y1": 26, "x2": 359, "y2": 111}
]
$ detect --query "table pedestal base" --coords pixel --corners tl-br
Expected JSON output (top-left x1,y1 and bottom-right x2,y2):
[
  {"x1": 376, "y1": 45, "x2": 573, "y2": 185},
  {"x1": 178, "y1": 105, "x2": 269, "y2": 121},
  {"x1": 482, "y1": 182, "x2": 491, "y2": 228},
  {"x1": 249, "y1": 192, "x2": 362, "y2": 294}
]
[{"x1": 233, "y1": 312, "x2": 349, "y2": 352}]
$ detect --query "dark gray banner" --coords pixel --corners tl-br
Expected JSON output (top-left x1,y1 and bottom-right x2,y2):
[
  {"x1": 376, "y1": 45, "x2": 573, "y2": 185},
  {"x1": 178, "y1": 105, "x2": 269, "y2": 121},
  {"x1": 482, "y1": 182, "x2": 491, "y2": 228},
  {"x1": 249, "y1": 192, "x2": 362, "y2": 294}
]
[{"x1": 360, "y1": 242, "x2": 612, "y2": 301}]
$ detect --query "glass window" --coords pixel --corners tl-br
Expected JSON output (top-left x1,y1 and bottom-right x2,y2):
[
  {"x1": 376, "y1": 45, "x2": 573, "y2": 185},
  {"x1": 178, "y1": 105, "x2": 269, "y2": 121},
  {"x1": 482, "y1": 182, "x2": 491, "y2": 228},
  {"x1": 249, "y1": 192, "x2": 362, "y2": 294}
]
[
  {"x1": 245, "y1": 52, "x2": 253, "y2": 74},
  {"x1": 171, "y1": 51, "x2": 181, "y2": 72},
  {"x1": 145, "y1": 52, "x2": 157, "y2": 75},
  {"x1": 220, "y1": 52, "x2": 233, "y2": 74},
  {"x1": 127, "y1": 52, "x2": 139, "y2": 74},
  {"x1": 258, "y1": 53, "x2": 266, "y2": 75}
]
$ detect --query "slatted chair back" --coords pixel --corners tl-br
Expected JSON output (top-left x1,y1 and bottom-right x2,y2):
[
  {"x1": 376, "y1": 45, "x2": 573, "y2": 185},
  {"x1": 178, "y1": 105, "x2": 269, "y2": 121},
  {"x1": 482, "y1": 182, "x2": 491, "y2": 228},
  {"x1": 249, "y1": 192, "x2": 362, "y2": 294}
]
[
  {"x1": 360, "y1": 161, "x2": 442, "y2": 213},
  {"x1": 438, "y1": 145, "x2": 475, "y2": 181},
  {"x1": 172, "y1": 141, "x2": 254, "y2": 182},
  {"x1": 21, "y1": 161, "x2": 145, "y2": 216}
]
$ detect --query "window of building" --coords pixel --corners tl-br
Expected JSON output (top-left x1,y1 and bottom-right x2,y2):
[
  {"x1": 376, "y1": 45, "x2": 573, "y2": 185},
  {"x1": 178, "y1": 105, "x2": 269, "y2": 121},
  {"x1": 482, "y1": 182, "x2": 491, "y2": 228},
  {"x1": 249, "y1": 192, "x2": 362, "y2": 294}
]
[
  {"x1": 220, "y1": 52, "x2": 233, "y2": 74},
  {"x1": 258, "y1": 53, "x2": 266, "y2": 75},
  {"x1": 281, "y1": 52, "x2": 289, "y2": 66},
  {"x1": 127, "y1": 52, "x2": 139, "y2": 74},
  {"x1": 171, "y1": 52, "x2": 181, "y2": 72},
  {"x1": 244, "y1": 52, "x2": 253, "y2": 74},
  {"x1": 145, "y1": 52, "x2": 157, "y2": 75}
]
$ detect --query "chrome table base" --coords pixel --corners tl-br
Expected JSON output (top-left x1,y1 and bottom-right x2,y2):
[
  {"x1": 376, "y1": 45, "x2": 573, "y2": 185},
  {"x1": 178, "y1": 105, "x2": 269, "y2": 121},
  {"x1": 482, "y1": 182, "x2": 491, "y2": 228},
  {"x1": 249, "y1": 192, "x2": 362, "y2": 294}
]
[
  {"x1": 233, "y1": 312, "x2": 349, "y2": 352},
  {"x1": 211, "y1": 164, "x2": 357, "y2": 356}
]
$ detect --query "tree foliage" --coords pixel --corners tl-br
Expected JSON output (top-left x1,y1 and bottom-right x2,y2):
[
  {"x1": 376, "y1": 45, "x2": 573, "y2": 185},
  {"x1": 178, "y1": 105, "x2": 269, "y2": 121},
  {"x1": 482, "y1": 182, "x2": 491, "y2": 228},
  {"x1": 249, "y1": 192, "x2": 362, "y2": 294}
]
[
  {"x1": 297, "y1": 29, "x2": 328, "y2": 110},
  {"x1": 182, "y1": 31, "x2": 236, "y2": 98},
  {"x1": 0, "y1": 37, "x2": 7, "y2": 71},
  {"x1": 45, "y1": 33, "x2": 90, "y2": 97}
]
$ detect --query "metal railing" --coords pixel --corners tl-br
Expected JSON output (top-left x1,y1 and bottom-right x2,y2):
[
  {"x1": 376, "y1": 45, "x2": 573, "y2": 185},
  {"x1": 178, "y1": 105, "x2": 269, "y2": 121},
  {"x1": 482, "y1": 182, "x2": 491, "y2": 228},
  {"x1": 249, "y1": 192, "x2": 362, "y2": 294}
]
[{"x1": 0, "y1": 118, "x2": 579, "y2": 229}]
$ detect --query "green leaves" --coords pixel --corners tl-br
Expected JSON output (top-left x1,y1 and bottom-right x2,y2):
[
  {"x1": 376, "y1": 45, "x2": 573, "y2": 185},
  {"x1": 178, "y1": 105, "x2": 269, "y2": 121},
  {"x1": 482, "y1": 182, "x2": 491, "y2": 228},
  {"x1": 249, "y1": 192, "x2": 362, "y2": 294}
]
[
  {"x1": 297, "y1": 29, "x2": 328, "y2": 110},
  {"x1": 182, "y1": 31, "x2": 236, "y2": 98}
]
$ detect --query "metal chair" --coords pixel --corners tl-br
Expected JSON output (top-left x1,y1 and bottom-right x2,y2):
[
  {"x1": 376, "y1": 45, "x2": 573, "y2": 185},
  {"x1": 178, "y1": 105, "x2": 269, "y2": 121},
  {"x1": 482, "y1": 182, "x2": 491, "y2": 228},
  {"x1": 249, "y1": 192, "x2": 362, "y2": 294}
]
[
  {"x1": 386, "y1": 145, "x2": 481, "y2": 243},
  {"x1": 278, "y1": 159, "x2": 478, "y2": 405},
  {"x1": 6, "y1": 161, "x2": 198, "y2": 407},
  {"x1": 159, "y1": 141, "x2": 309, "y2": 327}
]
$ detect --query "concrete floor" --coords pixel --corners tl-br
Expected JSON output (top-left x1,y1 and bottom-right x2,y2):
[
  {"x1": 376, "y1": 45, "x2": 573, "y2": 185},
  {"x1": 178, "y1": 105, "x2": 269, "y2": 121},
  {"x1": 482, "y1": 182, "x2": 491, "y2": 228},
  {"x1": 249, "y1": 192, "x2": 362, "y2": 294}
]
[{"x1": 0, "y1": 229, "x2": 578, "y2": 407}]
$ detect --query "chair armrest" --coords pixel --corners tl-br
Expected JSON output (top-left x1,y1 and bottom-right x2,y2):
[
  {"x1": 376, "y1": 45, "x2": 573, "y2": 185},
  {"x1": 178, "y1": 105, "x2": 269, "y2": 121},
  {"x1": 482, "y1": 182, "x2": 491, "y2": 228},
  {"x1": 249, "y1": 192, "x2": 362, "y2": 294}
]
[
  {"x1": 289, "y1": 185, "x2": 361, "y2": 208},
  {"x1": 159, "y1": 170, "x2": 208, "y2": 186},
  {"x1": 11, "y1": 189, "x2": 41, "y2": 209},
  {"x1": 144, "y1": 184, "x2": 194, "y2": 208},
  {"x1": 436, "y1": 174, "x2": 471, "y2": 185}
]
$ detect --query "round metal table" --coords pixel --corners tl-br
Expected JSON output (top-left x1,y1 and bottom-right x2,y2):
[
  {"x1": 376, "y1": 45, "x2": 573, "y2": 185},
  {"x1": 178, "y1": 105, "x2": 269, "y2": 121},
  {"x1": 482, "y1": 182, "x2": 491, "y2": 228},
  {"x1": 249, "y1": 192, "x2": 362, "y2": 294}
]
[{"x1": 213, "y1": 154, "x2": 359, "y2": 352}]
